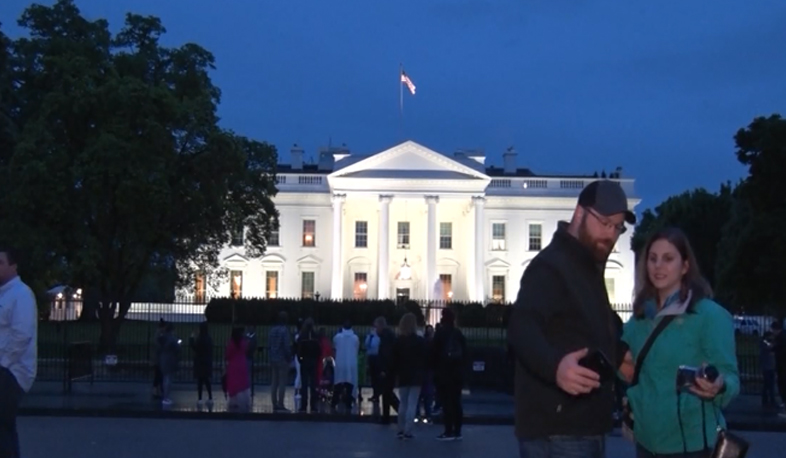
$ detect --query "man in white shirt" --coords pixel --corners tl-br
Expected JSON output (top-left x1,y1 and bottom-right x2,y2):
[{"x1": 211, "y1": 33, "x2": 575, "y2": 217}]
[{"x1": 0, "y1": 246, "x2": 37, "y2": 458}]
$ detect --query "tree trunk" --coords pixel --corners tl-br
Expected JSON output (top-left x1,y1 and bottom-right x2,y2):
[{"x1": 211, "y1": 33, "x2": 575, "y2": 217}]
[{"x1": 97, "y1": 299, "x2": 133, "y2": 354}]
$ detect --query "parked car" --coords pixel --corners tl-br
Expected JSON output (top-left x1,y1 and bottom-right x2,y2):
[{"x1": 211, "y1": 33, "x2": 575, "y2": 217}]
[{"x1": 733, "y1": 316, "x2": 766, "y2": 336}]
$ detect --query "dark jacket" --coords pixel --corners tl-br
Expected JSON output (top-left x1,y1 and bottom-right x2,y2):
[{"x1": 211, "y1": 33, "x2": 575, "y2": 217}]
[
  {"x1": 431, "y1": 322, "x2": 467, "y2": 385},
  {"x1": 391, "y1": 333, "x2": 427, "y2": 387},
  {"x1": 296, "y1": 330, "x2": 321, "y2": 363},
  {"x1": 190, "y1": 333, "x2": 213, "y2": 379},
  {"x1": 378, "y1": 327, "x2": 397, "y2": 373},
  {"x1": 507, "y1": 222, "x2": 624, "y2": 439}
]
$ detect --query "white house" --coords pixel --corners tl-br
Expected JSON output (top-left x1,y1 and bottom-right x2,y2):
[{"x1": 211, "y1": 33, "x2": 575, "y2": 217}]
[{"x1": 184, "y1": 140, "x2": 640, "y2": 310}]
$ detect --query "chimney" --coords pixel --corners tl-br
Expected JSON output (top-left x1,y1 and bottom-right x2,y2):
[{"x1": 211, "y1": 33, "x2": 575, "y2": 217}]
[
  {"x1": 290, "y1": 144, "x2": 304, "y2": 170},
  {"x1": 503, "y1": 147, "x2": 517, "y2": 175},
  {"x1": 318, "y1": 149, "x2": 335, "y2": 171}
]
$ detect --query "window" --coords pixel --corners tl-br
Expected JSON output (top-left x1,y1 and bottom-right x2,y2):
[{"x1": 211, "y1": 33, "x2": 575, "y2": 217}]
[
  {"x1": 265, "y1": 271, "x2": 279, "y2": 299},
  {"x1": 492, "y1": 275, "x2": 506, "y2": 303},
  {"x1": 353, "y1": 272, "x2": 368, "y2": 300},
  {"x1": 302, "y1": 219, "x2": 315, "y2": 247},
  {"x1": 301, "y1": 271, "x2": 315, "y2": 299},
  {"x1": 194, "y1": 272, "x2": 206, "y2": 303},
  {"x1": 528, "y1": 223, "x2": 542, "y2": 251},
  {"x1": 439, "y1": 222, "x2": 452, "y2": 250},
  {"x1": 355, "y1": 221, "x2": 368, "y2": 248},
  {"x1": 231, "y1": 224, "x2": 244, "y2": 246},
  {"x1": 230, "y1": 270, "x2": 243, "y2": 299},
  {"x1": 397, "y1": 222, "x2": 410, "y2": 249},
  {"x1": 492, "y1": 222, "x2": 506, "y2": 251},
  {"x1": 439, "y1": 274, "x2": 453, "y2": 301},
  {"x1": 268, "y1": 229, "x2": 280, "y2": 247},
  {"x1": 605, "y1": 278, "x2": 616, "y2": 304}
]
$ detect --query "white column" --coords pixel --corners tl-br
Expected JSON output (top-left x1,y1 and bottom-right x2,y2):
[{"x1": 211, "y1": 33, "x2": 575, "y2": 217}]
[
  {"x1": 425, "y1": 195, "x2": 439, "y2": 301},
  {"x1": 377, "y1": 195, "x2": 392, "y2": 299},
  {"x1": 472, "y1": 196, "x2": 486, "y2": 302},
  {"x1": 330, "y1": 193, "x2": 346, "y2": 299}
]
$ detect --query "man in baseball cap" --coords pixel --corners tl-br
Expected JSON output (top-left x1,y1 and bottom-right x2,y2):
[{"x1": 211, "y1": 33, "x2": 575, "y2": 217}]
[{"x1": 507, "y1": 179, "x2": 635, "y2": 458}]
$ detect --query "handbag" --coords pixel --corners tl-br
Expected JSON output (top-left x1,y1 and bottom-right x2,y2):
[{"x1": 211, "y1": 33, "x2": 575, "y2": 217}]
[
  {"x1": 621, "y1": 314, "x2": 677, "y2": 440},
  {"x1": 706, "y1": 402, "x2": 750, "y2": 458}
]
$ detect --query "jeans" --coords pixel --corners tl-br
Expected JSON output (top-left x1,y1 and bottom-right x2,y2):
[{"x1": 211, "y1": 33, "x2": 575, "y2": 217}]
[
  {"x1": 161, "y1": 374, "x2": 172, "y2": 400},
  {"x1": 440, "y1": 382, "x2": 463, "y2": 436},
  {"x1": 397, "y1": 385, "x2": 421, "y2": 435},
  {"x1": 635, "y1": 443, "x2": 708, "y2": 458},
  {"x1": 270, "y1": 362, "x2": 290, "y2": 409},
  {"x1": 519, "y1": 435, "x2": 605, "y2": 458},
  {"x1": 0, "y1": 367, "x2": 24, "y2": 458}
]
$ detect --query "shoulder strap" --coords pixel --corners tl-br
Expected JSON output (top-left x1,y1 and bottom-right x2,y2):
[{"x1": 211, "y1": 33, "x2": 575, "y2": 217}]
[{"x1": 631, "y1": 315, "x2": 677, "y2": 387}]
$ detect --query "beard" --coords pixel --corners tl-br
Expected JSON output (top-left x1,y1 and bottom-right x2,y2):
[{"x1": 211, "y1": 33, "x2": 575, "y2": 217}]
[{"x1": 577, "y1": 218, "x2": 614, "y2": 262}]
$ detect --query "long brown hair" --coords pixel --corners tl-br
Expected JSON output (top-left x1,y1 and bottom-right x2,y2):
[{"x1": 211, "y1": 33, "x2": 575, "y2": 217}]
[
  {"x1": 398, "y1": 312, "x2": 417, "y2": 336},
  {"x1": 632, "y1": 227, "x2": 712, "y2": 319}
]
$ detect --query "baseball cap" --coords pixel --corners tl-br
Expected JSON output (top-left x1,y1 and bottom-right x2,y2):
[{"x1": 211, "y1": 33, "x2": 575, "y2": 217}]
[{"x1": 578, "y1": 180, "x2": 636, "y2": 225}]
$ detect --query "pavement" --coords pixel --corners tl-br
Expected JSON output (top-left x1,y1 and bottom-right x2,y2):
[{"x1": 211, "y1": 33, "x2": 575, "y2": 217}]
[
  {"x1": 18, "y1": 380, "x2": 786, "y2": 432},
  {"x1": 17, "y1": 416, "x2": 786, "y2": 458}
]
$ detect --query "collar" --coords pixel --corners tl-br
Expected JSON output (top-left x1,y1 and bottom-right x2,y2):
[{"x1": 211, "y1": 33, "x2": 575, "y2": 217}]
[
  {"x1": 0, "y1": 276, "x2": 20, "y2": 293},
  {"x1": 644, "y1": 289, "x2": 693, "y2": 319},
  {"x1": 553, "y1": 221, "x2": 604, "y2": 273}
]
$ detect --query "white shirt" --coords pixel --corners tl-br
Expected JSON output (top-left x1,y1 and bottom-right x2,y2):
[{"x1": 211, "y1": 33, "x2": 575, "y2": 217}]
[
  {"x1": 332, "y1": 329, "x2": 359, "y2": 396},
  {"x1": 0, "y1": 276, "x2": 38, "y2": 391}
]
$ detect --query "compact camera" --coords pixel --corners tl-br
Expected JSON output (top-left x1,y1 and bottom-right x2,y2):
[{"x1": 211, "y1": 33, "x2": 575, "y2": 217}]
[{"x1": 676, "y1": 364, "x2": 719, "y2": 389}]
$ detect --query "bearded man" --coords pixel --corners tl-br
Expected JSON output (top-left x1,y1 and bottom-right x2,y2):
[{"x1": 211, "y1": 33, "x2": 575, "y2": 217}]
[{"x1": 507, "y1": 180, "x2": 636, "y2": 458}]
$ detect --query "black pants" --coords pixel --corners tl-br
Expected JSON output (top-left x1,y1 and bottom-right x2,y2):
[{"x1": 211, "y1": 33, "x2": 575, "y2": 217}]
[
  {"x1": 440, "y1": 382, "x2": 463, "y2": 436},
  {"x1": 197, "y1": 377, "x2": 213, "y2": 401},
  {"x1": 300, "y1": 359, "x2": 318, "y2": 411},
  {"x1": 0, "y1": 367, "x2": 24, "y2": 458},
  {"x1": 367, "y1": 355, "x2": 381, "y2": 399},
  {"x1": 381, "y1": 376, "x2": 400, "y2": 420},
  {"x1": 776, "y1": 364, "x2": 786, "y2": 405},
  {"x1": 153, "y1": 366, "x2": 163, "y2": 388}
]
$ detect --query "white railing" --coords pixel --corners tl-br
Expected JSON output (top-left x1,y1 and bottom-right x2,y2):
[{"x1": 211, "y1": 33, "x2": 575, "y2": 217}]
[{"x1": 486, "y1": 177, "x2": 635, "y2": 197}]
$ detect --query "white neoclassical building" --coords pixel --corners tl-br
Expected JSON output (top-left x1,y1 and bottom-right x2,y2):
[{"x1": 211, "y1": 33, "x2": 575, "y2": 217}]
[{"x1": 186, "y1": 140, "x2": 640, "y2": 308}]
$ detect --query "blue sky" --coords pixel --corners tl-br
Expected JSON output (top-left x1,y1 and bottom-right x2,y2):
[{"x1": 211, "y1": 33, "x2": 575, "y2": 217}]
[{"x1": 2, "y1": 0, "x2": 785, "y2": 211}]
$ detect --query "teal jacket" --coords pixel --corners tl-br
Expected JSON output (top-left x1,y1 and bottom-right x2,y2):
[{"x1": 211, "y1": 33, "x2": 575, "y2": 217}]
[{"x1": 622, "y1": 293, "x2": 740, "y2": 455}]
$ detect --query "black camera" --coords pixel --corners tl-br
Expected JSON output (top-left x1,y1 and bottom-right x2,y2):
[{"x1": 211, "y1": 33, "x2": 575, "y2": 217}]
[{"x1": 676, "y1": 364, "x2": 719, "y2": 389}]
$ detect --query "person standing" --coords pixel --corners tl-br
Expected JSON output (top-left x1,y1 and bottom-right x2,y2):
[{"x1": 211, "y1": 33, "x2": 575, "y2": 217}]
[
  {"x1": 365, "y1": 320, "x2": 382, "y2": 402},
  {"x1": 332, "y1": 321, "x2": 360, "y2": 412},
  {"x1": 0, "y1": 246, "x2": 38, "y2": 458},
  {"x1": 377, "y1": 317, "x2": 400, "y2": 423},
  {"x1": 295, "y1": 318, "x2": 321, "y2": 413},
  {"x1": 431, "y1": 308, "x2": 467, "y2": 441},
  {"x1": 507, "y1": 180, "x2": 636, "y2": 458},
  {"x1": 190, "y1": 321, "x2": 214, "y2": 410},
  {"x1": 268, "y1": 312, "x2": 292, "y2": 412},
  {"x1": 390, "y1": 313, "x2": 427, "y2": 439}
]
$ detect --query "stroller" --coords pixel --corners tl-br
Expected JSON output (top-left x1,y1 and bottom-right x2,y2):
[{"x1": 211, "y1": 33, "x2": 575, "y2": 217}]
[{"x1": 317, "y1": 356, "x2": 335, "y2": 413}]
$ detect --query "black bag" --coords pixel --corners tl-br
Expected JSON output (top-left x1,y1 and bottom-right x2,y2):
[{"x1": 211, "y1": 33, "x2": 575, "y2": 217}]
[{"x1": 710, "y1": 429, "x2": 749, "y2": 458}]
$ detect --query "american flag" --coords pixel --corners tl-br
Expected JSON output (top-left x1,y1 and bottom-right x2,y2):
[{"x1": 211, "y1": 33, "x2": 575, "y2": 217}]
[{"x1": 400, "y1": 71, "x2": 416, "y2": 95}]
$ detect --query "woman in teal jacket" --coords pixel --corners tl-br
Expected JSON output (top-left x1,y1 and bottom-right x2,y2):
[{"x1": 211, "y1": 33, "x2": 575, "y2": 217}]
[{"x1": 622, "y1": 228, "x2": 739, "y2": 457}]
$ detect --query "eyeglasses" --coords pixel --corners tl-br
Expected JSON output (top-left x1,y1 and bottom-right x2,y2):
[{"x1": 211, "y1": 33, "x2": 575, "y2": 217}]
[{"x1": 586, "y1": 207, "x2": 627, "y2": 235}]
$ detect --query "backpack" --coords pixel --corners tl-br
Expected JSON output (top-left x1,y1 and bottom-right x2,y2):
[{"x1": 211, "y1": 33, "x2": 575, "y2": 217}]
[{"x1": 445, "y1": 329, "x2": 463, "y2": 361}]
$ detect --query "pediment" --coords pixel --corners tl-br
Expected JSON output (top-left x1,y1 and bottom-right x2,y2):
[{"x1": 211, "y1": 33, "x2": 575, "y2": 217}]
[
  {"x1": 223, "y1": 252, "x2": 249, "y2": 267},
  {"x1": 297, "y1": 254, "x2": 323, "y2": 265},
  {"x1": 329, "y1": 140, "x2": 489, "y2": 181},
  {"x1": 486, "y1": 257, "x2": 511, "y2": 269}
]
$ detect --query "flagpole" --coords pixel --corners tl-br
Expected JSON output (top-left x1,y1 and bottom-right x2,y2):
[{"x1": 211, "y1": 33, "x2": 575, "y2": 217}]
[{"x1": 399, "y1": 63, "x2": 404, "y2": 140}]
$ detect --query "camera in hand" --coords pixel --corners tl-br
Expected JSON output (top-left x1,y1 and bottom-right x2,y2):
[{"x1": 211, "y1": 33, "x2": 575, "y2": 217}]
[
  {"x1": 578, "y1": 349, "x2": 615, "y2": 384},
  {"x1": 676, "y1": 364, "x2": 719, "y2": 389}
]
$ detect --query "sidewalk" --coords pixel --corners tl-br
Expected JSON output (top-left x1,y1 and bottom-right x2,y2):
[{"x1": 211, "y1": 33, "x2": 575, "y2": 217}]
[{"x1": 18, "y1": 381, "x2": 786, "y2": 432}]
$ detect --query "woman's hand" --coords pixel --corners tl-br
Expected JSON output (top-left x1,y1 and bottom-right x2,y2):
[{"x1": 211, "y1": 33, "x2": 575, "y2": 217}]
[
  {"x1": 690, "y1": 366, "x2": 725, "y2": 400},
  {"x1": 618, "y1": 351, "x2": 634, "y2": 383}
]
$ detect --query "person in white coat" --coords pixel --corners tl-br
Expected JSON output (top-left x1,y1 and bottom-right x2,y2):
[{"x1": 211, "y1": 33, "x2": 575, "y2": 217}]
[
  {"x1": 332, "y1": 321, "x2": 359, "y2": 411},
  {"x1": 0, "y1": 246, "x2": 37, "y2": 458}
]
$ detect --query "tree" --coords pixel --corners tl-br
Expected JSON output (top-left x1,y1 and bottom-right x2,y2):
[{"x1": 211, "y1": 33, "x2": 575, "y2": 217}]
[
  {"x1": 630, "y1": 184, "x2": 734, "y2": 288},
  {"x1": 0, "y1": 0, "x2": 278, "y2": 349},
  {"x1": 715, "y1": 115, "x2": 786, "y2": 312}
]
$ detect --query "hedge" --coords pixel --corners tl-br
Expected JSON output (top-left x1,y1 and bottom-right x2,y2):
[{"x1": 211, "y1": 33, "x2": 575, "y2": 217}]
[{"x1": 203, "y1": 298, "x2": 512, "y2": 328}]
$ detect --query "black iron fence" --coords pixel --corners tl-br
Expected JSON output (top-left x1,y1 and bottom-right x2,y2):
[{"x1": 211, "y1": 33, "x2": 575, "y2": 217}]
[{"x1": 38, "y1": 298, "x2": 778, "y2": 395}]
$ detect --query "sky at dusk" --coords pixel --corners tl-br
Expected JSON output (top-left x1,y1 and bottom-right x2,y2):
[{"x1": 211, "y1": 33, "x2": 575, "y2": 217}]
[{"x1": 2, "y1": 0, "x2": 785, "y2": 212}]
